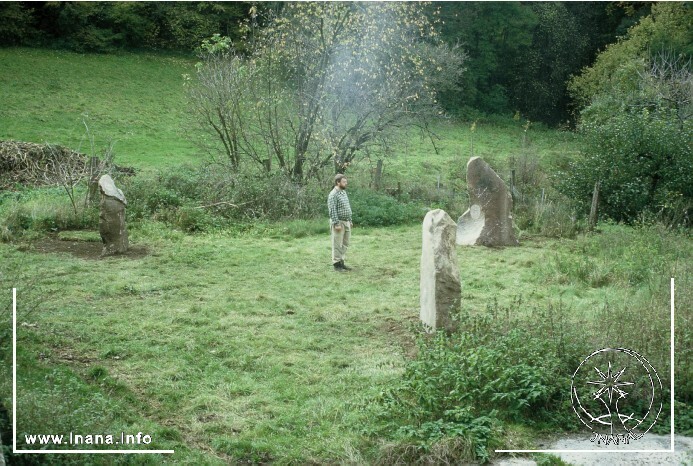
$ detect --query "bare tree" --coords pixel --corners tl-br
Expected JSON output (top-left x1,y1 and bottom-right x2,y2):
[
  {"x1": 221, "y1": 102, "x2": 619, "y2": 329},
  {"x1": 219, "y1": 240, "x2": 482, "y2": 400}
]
[
  {"x1": 188, "y1": 3, "x2": 465, "y2": 181},
  {"x1": 31, "y1": 120, "x2": 115, "y2": 214},
  {"x1": 638, "y1": 50, "x2": 693, "y2": 124}
]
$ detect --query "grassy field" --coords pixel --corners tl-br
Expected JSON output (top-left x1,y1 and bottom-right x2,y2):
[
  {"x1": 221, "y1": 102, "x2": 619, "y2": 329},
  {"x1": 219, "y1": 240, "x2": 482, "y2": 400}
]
[
  {"x1": 2, "y1": 219, "x2": 687, "y2": 463},
  {"x1": 1, "y1": 47, "x2": 691, "y2": 463}
]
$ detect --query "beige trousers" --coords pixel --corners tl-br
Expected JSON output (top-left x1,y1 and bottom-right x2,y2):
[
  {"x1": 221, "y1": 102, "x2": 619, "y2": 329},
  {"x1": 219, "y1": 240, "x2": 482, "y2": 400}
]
[{"x1": 331, "y1": 220, "x2": 351, "y2": 264}]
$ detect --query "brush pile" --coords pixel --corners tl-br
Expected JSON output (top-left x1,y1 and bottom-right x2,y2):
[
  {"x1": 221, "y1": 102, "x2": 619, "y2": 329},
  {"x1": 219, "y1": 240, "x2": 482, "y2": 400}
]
[
  {"x1": 0, "y1": 140, "x2": 86, "y2": 189},
  {"x1": 0, "y1": 140, "x2": 134, "y2": 190}
]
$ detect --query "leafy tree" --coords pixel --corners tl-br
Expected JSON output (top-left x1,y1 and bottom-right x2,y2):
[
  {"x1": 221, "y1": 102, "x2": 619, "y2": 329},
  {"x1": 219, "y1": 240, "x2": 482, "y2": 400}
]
[
  {"x1": 509, "y1": 2, "x2": 595, "y2": 125},
  {"x1": 0, "y1": 2, "x2": 35, "y2": 45},
  {"x1": 561, "y1": 3, "x2": 693, "y2": 223},
  {"x1": 1, "y1": 1, "x2": 250, "y2": 52},
  {"x1": 434, "y1": 2, "x2": 653, "y2": 124},
  {"x1": 435, "y1": 2, "x2": 537, "y2": 115},
  {"x1": 189, "y1": 2, "x2": 465, "y2": 180},
  {"x1": 568, "y1": 2, "x2": 692, "y2": 108}
]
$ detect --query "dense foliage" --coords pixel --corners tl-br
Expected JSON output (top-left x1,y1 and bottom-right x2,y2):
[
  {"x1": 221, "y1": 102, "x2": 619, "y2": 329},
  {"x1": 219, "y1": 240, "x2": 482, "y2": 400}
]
[
  {"x1": 435, "y1": 1, "x2": 651, "y2": 124},
  {"x1": 562, "y1": 3, "x2": 693, "y2": 224},
  {"x1": 0, "y1": 2, "x2": 250, "y2": 52},
  {"x1": 369, "y1": 303, "x2": 591, "y2": 462}
]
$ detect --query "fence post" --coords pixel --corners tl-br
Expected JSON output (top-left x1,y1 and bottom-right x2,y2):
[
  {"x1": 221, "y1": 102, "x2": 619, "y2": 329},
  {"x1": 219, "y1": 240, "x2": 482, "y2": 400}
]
[
  {"x1": 374, "y1": 159, "x2": 383, "y2": 191},
  {"x1": 87, "y1": 156, "x2": 100, "y2": 206},
  {"x1": 588, "y1": 180, "x2": 600, "y2": 231}
]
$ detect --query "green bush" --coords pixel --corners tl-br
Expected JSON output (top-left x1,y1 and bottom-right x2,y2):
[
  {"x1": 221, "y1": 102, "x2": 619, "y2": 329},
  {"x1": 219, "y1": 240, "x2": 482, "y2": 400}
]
[
  {"x1": 558, "y1": 105, "x2": 692, "y2": 224},
  {"x1": 369, "y1": 301, "x2": 591, "y2": 462},
  {"x1": 564, "y1": 3, "x2": 693, "y2": 224},
  {"x1": 349, "y1": 188, "x2": 425, "y2": 227},
  {"x1": 120, "y1": 166, "x2": 428, "y2": 231}
]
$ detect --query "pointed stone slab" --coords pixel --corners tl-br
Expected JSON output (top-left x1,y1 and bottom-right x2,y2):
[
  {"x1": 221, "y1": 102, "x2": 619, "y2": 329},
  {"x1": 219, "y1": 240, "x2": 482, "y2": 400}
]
[
  {"x1": 420, "y1": 209, "x2": 461, "y2": 333},
  {"x1": 456, "y1": 157, "x2": 518, "y2": 247}
]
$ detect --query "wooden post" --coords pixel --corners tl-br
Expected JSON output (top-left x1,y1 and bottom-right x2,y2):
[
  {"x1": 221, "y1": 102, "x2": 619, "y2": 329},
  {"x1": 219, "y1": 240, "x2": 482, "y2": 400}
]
[
  {"x1": 374, "y1": 159, "x2": 383, "y2": 191},
  {"x1": 589, "y1": 180, "x2": 600, "y2": 231},
  {"x1": 87, "y1": 156, "x2": 100, "y2": 206}
]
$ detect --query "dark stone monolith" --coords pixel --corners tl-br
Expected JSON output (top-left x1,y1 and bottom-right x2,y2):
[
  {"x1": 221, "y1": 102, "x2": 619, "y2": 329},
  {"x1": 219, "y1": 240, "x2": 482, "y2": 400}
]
[
  {"x1": 98, "y1": 174, "x2": 128, "y2": 256},
  {"x1": 457, "y1": 157, "x2": 518, "y2": 247}
]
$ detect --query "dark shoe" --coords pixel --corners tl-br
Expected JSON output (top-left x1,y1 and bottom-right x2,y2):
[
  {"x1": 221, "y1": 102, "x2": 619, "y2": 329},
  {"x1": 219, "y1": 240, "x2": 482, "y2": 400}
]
[
  {"x1": 339, "y1": 260, "x2": 352, "y2": 271},
  {"x1": 333, "y1": 262, "x2": 346, "y2": 272}
]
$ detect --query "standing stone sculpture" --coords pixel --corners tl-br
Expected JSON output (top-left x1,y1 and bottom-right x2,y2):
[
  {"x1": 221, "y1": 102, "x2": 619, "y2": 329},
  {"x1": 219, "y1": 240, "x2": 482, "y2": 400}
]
[
  {"x1": 457, "y1": 157, "x2": 518, "y2": 247},
  {"x1": 420, "y1": 209, "x2": 461, "y2": 333},
  {"x1": 98, "y1": 174, "x2": 128, "y2": 256}
]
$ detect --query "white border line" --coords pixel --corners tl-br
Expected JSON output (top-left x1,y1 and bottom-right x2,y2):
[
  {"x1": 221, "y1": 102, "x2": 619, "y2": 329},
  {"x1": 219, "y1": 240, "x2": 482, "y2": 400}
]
[
  {"x1": 671, "y1": 276, "x2": 675, "y2": 452},
  {"x1": 12, "y1": 288, "x2": 16, "y2": 454},
  {"x1": 17, "y1": 450, "x2": 177, "y2": 454},
  {"x1": 12, "y1": 288, "x2": 174, "y2": 455},
  {"x1": 495, "y1": 277, "x2": 676, "y2": 454}
]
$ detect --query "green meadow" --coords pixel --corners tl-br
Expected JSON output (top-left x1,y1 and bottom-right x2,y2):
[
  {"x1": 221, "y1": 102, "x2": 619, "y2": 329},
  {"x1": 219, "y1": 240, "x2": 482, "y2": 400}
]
[{"x1": 1, "y1": 48, "x2": 690, "y2": 464}]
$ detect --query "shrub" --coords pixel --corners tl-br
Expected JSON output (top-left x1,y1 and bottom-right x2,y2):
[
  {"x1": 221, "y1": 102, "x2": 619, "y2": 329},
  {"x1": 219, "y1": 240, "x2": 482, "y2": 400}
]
[
  {"x1": 558, "y1": 104, "x2": 692, "y2": 224},
  {"x1": 121, "y1": 165, "x2": 428, "y2": 231},
  {"x1": 565, "y1": 3, "x2": 693, "y2": 224},
  {"x1": 369, "y1": 300, "x2": 591, "y2": 462},
  {"x1": 514, "y1": 198, "x2": 582, "y2": 239},
  {"x1": 349, "y1": 188, "x2": 425, "y2": 227}
]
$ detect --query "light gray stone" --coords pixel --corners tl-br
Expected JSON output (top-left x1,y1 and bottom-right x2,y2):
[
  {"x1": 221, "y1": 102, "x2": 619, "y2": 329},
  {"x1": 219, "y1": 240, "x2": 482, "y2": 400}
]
[
  {"x1": 98, "y1": 175, "x2": 128, "y2": 256},
  {"x1": 98, "y1": 174, "x2": 127, "y2": 205},
  {"x1": 420, "y1": 209, "x2": 461, "y2": 333},
  {"x1": 457, "y1": 157, "x2": 518, "y2": 247}
]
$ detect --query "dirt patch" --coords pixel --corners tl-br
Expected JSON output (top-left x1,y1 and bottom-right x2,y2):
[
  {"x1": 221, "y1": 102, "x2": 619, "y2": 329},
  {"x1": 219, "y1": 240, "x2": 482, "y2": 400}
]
[
  {"x1": 381, "y1": 315, "x2": 419, "y2": 359},
  {"x1": 18, "y1": 236, "x2": 149, "y2": 260}
]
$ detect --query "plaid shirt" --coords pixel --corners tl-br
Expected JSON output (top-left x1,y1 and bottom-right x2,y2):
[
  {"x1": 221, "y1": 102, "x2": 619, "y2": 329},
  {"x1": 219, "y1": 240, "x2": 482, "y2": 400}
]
[{"x1": 327, "y1": 187, "x2": 352, "y2": 225}]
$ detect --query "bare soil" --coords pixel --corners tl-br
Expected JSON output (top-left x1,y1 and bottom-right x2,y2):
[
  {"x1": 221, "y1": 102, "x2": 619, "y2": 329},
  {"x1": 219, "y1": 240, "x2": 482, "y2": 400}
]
[{"x1": 17, "y1": 235, "x2": 149, "y2": 260}]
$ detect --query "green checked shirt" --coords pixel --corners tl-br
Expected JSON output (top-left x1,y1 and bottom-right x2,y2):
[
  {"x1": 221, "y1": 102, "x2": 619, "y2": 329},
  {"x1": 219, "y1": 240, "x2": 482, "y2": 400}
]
[{"x1": 327, "y1": 187, "x2": 352, "y2": 225}]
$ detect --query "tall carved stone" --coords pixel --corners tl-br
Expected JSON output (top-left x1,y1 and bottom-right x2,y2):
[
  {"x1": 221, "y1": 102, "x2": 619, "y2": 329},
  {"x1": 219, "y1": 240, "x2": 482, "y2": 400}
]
[
  {"x1": 420, "y1": 209, "x2": 461, "y2": 333},
  {"x1": 457, "y1": 157, "x2": 518, "y2": 247},
  {"x1": 98, "y1": 174, "x2": 128, "y2": 256}
]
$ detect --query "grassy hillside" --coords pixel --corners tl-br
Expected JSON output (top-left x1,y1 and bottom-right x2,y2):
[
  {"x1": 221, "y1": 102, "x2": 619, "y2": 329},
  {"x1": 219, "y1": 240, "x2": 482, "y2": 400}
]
[
  {"x1": 0, "y1": 47, "x2": 580, "y2": 182},
  {"x1": 0, "y1": 48, "x2": 198, "y2": 169}
]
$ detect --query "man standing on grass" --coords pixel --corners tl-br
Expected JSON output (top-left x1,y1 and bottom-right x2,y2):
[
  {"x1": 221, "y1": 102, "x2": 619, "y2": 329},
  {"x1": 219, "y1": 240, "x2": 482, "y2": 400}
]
[{"x1": 328, "y1": 174, "x2": 353, "y2": 272}]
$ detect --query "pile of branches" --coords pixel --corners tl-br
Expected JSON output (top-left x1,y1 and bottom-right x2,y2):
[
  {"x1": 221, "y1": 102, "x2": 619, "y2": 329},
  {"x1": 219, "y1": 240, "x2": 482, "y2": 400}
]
[
  {"x1": 0, "y1": 140, "x2": 134, "y2": 190},
  {"x1": 0, "y1": 140, "x2": 86, "y2": 189}
]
